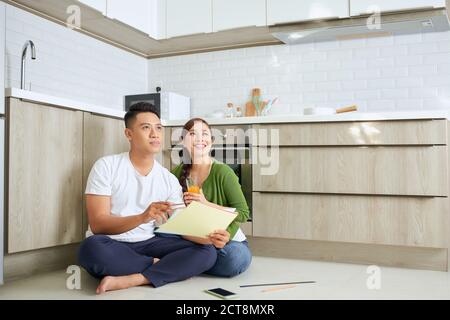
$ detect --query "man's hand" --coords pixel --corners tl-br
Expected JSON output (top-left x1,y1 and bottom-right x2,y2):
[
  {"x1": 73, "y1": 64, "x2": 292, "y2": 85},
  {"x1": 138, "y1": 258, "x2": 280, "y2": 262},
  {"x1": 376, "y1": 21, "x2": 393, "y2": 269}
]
[
  {"x1": 141, "y1": 201, "x2": 173, "y2": 225},
  {"x1": 208, "y1": 229, "x2": 230, "y2": 249}
]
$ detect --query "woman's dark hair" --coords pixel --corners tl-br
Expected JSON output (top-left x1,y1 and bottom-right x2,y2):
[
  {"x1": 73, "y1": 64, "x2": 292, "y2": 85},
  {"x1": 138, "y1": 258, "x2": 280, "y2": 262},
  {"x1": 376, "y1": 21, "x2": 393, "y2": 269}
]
[
  {"x1": 179, "y1": 118, "x2": 212, "y2": 192},
  {"x1": 124, "y1": 102, "x2": 160, "y2": 128}
]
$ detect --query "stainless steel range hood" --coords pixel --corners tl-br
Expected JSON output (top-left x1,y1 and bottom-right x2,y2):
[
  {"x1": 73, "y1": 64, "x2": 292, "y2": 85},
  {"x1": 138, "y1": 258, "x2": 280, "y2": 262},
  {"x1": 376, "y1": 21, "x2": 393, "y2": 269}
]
[{"x1": 271, "y1": 8, "x2": 450, "y2": 44}]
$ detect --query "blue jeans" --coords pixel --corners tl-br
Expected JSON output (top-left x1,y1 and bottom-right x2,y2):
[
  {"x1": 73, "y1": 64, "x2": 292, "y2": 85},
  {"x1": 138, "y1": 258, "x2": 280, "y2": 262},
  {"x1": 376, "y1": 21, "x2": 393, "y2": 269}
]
[
  {"x1": 78, "y1": 235, "x2": 217, "y2": 288},
  {"x1": 156, "y1": 234, "x2": 252, "y2": 277},
  {"x1": 205, "y1": 240, "x2": 252, "y2": 278}
]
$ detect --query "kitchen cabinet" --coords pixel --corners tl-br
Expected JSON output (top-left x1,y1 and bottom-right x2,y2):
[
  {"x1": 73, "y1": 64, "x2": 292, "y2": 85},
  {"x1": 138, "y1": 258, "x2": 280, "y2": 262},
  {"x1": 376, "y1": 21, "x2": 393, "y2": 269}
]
[
  {"x1": 350, "y1": 0, "x2": 446, "y2": 16},
  {"x1": 252, "y1": 120, "x2": 447, "y2": 146},
  {"x1": 251, "y1": 119, "x2": 450, "y2": 271},
  {"x1": 267, "y1": 0, "x2": 349, "y2": 26},
  {"x1": 107, "y1": 0, "x2": 152, "y2": 35},
  {"x1": 166, "y1": 0, "x2": 213, "y2": 38},
  {"x1": 77, "y1": 0, "x2": 107, "y2": 15},
  {"x1": 148, "y1": 0, "x2": 167, "y2": 40},
  {"x1": 7, "y1": 99, "x2": 83, "y2": 253},
  {"x1": 82, "y1": 113, "x2": 129, "y2": 234},
  {"x1": 253, "y1": 193, "x2": 448, "y2": 248},
  {"x1": 212, "y1": 0, "x2": 266, "y2": 32},
  {"x1": 253, "y1": 120, "x2": 448, "y2": 197},
  {"x1": 253, "y1": 145, "x2": 447, "y2": 196}
]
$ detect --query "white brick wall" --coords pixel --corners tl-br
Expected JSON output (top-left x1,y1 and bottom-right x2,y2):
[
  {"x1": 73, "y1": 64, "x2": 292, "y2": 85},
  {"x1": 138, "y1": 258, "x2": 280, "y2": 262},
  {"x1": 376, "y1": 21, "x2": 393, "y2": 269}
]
[
  {"x1": 4, "y1": 4, "x2": 147, "y2": 111},
  {"x1": 148, "y1": 32, "x2": 450, "y2": 117}
]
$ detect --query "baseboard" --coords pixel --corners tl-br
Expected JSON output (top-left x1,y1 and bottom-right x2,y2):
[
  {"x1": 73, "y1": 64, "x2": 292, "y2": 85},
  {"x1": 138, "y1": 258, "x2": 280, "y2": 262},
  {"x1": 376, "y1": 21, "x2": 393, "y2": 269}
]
[
  {"x1": 247, "y1": 237, "x2": 448, "y2": 272},
  {"x1": 4, "y1": 243, "x2": 80, "y2": 283}
]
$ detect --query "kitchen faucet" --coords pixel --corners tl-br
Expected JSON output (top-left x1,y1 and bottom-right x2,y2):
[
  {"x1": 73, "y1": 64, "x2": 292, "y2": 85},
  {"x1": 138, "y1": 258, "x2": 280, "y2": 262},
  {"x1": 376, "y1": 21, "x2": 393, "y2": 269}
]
[{"x1": 21, "y1": 40, "x2": 36, "y2": 90}]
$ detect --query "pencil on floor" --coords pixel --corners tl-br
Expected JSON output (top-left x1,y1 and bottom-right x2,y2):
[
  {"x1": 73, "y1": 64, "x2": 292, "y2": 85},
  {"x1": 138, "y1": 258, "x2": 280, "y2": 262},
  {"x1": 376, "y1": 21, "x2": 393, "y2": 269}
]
[
  {"x1": 240, "y1": 281, "x2": 316, "y2": 288},
  {"x1": 261, "y1": 284, "x2": 296, "y2": 293}
]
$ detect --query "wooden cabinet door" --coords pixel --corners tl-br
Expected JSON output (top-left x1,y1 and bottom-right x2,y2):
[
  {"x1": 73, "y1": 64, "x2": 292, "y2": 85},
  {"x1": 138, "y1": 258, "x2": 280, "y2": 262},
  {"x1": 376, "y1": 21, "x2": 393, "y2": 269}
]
[
  {"x1": 253, "y1": 146, "x2": 448, "y2": 196},
  {"x1": 8, "y1": 99, "x2": 83, "y2": 253},
  {"x1": 82, "y1": 113, "x2": 130, "y2": 234},
  {"x1": 253, "y1": 192, "x2": 448, "y2": 248}
]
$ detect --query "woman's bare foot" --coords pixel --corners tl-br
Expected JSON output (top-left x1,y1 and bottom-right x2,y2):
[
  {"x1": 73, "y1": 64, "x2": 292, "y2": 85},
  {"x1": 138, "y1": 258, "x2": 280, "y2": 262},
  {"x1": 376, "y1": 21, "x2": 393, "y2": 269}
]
[{"x1": 96, "y1": 273, "x2": 149, "y2": 295}]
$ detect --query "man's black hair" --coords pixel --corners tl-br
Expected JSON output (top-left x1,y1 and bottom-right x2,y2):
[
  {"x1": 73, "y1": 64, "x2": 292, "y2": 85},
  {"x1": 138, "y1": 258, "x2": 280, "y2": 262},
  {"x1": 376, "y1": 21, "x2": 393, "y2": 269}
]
[{"x1": 124, "y1": 102, "x2": 160, "y2": 128}]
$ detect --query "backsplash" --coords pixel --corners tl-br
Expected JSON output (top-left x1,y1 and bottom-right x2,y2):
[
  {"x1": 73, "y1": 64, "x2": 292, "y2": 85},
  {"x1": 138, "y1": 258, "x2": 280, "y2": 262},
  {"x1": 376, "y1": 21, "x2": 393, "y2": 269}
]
[
  {"x1": 148, "y1": 31, "x2": 450, "y2": 117},
  {"x1": 4, "y1": 4, "x2": 147, "y2": 110}
]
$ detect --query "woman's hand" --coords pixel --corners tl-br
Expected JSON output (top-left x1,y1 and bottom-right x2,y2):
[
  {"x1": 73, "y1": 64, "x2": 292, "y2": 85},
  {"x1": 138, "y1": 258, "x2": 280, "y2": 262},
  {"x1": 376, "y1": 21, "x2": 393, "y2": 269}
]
[
  {"x1": 183, "y1": 189, "x2": 209, "y2": 206},
  {"x1": 208, "y1": 229, "x2": 230, "y2": 249}
]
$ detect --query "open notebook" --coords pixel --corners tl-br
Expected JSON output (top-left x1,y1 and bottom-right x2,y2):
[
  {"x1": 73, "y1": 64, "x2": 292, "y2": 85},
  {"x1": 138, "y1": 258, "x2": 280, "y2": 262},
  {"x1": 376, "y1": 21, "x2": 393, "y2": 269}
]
[{"x1": 154, "y1": 201, "x2": 237, "y2": 238}]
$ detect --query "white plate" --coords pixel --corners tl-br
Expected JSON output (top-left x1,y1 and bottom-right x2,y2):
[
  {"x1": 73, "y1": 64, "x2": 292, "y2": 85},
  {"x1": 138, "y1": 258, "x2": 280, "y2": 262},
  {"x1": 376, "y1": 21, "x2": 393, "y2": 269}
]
[{"x1": 303, "y1": 107, "x2": 335, "y2": 115}]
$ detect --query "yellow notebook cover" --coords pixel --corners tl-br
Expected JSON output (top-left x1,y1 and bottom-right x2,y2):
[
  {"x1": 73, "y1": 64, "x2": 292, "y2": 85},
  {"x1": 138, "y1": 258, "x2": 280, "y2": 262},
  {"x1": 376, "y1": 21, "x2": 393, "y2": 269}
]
[{"x1": 155, "y1": 201, "x2": 237, "y2": 238}]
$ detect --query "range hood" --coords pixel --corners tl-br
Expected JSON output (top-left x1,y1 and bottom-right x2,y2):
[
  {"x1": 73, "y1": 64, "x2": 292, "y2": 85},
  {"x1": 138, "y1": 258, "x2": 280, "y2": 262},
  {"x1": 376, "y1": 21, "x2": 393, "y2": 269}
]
[{"x1": 272, "y1": 8, "x2": 450, "y2": 44}]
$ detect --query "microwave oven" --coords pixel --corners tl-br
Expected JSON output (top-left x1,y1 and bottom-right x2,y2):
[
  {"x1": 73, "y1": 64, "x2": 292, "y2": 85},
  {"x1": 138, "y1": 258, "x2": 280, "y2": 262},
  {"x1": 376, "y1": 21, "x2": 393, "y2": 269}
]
[{"x1": 124, "y1": 92, "x2": 191, "y2": 121}]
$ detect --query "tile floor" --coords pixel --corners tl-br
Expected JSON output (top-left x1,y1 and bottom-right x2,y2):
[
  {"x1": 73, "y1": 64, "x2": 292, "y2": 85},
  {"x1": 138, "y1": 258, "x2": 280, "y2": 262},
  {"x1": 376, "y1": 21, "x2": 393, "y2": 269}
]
[{"x1": 0, "y1": 256, "x2": 449, "y2": 300}]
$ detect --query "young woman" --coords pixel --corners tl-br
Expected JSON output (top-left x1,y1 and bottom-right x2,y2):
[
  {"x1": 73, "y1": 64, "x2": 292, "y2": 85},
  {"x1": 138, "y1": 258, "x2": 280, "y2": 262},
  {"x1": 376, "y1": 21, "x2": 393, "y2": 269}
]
[{"x1": 171, "y1": 118, "x2": 252, "y2": 277}]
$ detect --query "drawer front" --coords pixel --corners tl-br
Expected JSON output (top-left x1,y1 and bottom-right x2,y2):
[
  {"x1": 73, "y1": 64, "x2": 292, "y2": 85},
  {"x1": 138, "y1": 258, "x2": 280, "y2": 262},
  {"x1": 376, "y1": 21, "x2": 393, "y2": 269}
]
[
  {"x1": 253, "y1": 146, "x2": 448, "y2": 196},
  {"x1": 253, "y1": 120, "x2": 447, "y2": 146},
  {"x1": 253, "y1": 193, "x2": 449, "y2": 248}
]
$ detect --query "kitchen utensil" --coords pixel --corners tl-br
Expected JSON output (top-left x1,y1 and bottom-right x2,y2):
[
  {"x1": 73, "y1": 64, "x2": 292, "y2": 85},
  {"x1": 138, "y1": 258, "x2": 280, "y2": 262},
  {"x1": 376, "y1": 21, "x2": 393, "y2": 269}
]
[
  {"x1": 252, "y1": 88, "x2": 261, "y2": 115},
  {"x1": 261, "y1": 97, "x2": 278, "y2": 115}
]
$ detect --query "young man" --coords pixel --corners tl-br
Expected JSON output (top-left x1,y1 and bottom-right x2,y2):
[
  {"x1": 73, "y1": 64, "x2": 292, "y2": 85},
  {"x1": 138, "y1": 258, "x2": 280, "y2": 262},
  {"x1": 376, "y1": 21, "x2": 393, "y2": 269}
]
[{"x1": 78, "y1": 102, "x2": 217, "y2": 294}]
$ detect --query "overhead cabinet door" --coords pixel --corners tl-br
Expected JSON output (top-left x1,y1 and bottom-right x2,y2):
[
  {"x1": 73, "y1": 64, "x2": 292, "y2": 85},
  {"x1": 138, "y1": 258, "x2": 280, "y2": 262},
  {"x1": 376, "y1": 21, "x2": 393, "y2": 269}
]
[
  {"x1": 350, "y1": 0, "x2": 446, "y2": 16},
  {"x1": 107, "y1": 0, "x2": 151, "y2": 34},
  {"x1": 167, "y1": 0, "x2": 213, "y2": 38},
  {"x1": 267, "y1": 0, "x2": 350, "y2": 25},
  {"x1": 213, "y1": 0, "x2": 266, "y2": 32}
]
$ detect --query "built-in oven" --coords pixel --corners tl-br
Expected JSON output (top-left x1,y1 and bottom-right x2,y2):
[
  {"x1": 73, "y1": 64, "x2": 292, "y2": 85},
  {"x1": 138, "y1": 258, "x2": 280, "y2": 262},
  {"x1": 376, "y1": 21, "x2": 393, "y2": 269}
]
[{"x1": 168, "y1": 125, "x2": 252, "y2": 219}]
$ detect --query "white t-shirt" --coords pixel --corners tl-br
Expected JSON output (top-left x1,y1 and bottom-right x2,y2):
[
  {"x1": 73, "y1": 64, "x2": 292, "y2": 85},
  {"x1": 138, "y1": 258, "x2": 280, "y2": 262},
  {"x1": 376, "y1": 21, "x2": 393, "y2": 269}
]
[{"x1": 85, "y1": 152, "x2": 183, "y2": 243}]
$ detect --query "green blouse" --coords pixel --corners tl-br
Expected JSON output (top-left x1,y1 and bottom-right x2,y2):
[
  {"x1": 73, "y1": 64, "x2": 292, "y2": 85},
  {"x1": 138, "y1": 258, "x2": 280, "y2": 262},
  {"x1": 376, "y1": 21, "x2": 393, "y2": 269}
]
[{"x1": 171, "y1": 160, "x2": 250, "y2": 239}]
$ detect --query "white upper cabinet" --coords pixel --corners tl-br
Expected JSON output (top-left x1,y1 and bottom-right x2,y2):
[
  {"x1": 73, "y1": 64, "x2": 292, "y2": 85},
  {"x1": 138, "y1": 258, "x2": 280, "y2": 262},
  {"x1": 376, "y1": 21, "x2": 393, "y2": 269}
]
[
  {"x1": 350, "y1": 0, "x2": 446, "y2": 16},
  {"x1": 107, "y1": 0, "x2": 152, "y2": 34},
  {"x1": 212, "y1": 0, "x2": 266, "y2": 32},
  {"x1": 166, "y1": 0, "x2": 213, "y2": 38},
  {"x1": 267, "y1": 0, "x2": 350, "y2": 25},
  {"x1": 77, "y1": 0, "x2": 107, "y2": 15},
  {"x1": 148, "y1": 0, "x2": 167, "y2": 40}
]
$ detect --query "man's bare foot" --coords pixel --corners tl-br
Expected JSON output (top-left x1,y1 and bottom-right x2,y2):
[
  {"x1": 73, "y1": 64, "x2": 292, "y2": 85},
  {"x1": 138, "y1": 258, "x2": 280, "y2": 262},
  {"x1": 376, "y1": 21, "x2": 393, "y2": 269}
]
[{"x1": 96, "y1": 273, "x2": 149, "y2": 295}]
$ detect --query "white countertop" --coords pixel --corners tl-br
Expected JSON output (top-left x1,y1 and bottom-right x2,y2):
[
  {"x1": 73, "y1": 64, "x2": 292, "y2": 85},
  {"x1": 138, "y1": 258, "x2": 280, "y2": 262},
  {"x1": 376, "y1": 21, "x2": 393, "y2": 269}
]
[
  {"x1": 5, "y1": 88, "x2": 450, "y2": 125},
  {"x1": 5, "y1": 88, "x2": 126, "y2": 119},
  {"x1": 163, "y1": 110, "x2": 450, "y2": 126}
]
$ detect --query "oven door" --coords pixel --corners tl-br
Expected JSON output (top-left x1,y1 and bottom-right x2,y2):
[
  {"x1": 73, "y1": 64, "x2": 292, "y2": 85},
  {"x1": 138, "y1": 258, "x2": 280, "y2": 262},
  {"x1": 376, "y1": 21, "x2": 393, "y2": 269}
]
[{"x1": 211, "y1": 146, "x2": 252, "y2": 220}]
